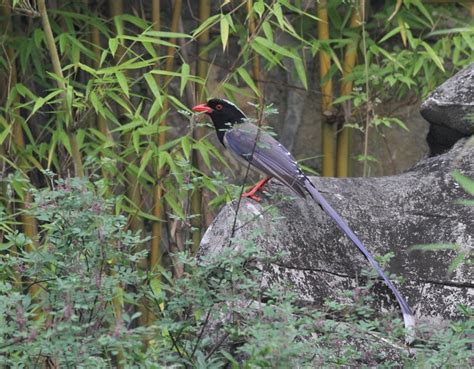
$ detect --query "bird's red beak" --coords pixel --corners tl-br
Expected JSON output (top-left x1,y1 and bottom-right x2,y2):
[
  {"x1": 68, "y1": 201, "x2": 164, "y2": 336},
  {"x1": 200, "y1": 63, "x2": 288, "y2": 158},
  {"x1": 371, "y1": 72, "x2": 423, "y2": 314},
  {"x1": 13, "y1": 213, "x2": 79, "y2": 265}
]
[{"x1": 192, "y1": 104, "x2": 213, "y2": 113}]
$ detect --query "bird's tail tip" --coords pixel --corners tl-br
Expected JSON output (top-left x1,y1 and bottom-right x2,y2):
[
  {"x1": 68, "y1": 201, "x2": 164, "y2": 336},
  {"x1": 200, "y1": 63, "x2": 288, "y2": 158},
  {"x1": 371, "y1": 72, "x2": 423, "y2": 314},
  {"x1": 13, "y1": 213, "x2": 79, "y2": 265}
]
[{"x1": 403, "y1": 312, "x2": 416, "y2": 345}]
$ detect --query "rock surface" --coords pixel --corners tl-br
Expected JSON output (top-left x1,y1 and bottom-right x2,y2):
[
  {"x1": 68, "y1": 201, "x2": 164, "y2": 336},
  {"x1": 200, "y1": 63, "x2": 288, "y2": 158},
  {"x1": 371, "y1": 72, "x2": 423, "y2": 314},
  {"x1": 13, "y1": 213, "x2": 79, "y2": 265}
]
[
  {"x1": 420, "y1": 62, "x2": 474, "y2": 154},
  {"x1": 199, "y1": 139, "x2": 474, "y2": 323}
]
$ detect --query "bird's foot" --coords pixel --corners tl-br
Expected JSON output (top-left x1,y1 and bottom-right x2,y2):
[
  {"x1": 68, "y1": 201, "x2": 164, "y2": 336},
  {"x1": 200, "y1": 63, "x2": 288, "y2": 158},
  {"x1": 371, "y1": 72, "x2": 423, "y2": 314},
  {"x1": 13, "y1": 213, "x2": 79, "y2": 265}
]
[
  {"x1": 241, "y1": 177, "x2": 271, "y2": 202},
  {"x1": 241, "y1": 190, "x2": 262, "y2": 202}
]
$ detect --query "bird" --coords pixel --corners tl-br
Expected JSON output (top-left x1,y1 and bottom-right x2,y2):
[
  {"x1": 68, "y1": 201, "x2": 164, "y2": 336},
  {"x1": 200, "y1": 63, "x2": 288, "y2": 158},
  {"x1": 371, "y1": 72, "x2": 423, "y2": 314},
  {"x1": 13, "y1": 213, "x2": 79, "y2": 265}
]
[{"x1": 192, "y1": 98, "x2": 415, "y2": 342}]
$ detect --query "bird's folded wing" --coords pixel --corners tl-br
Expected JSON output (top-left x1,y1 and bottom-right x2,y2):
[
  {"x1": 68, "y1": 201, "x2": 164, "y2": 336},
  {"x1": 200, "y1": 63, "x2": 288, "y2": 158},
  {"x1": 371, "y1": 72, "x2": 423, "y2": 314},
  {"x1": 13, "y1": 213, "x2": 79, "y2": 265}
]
[{"x1": 224, "y1": 123, "x2": 307, "y2": 197}]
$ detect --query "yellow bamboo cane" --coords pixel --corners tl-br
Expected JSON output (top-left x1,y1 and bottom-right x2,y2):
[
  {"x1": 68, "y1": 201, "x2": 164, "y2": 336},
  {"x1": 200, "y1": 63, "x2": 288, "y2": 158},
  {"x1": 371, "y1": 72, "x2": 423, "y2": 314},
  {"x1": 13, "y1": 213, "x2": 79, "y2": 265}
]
[
  {"x1": 317, "y1": 0, "x2": 335, "y2": 177},
  {"x1": 150, "y1": 0, "x2": 183, "y2": 269},
  {"x1": 336, "y1": 2, "x2": 362, "y2": 177},
  {"x1": 1, "y1": 0, "x2": 40, "y2": 294}
]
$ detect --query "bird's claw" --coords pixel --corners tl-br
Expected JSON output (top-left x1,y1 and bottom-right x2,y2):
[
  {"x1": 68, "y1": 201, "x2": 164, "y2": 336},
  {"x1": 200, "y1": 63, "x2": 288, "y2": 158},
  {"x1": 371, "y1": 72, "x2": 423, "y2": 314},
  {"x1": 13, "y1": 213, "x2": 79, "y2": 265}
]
[{"x1": 241, "y1": 191, "x2": 262, "y2": 202}]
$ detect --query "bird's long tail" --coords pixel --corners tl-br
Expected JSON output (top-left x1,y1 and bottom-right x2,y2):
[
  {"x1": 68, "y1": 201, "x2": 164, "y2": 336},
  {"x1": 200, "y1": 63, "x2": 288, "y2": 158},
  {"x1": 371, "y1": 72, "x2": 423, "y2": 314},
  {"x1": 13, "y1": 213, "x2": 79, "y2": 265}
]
[{"x1": 303, "y1": 178, "x2": 415, "y2": 343}]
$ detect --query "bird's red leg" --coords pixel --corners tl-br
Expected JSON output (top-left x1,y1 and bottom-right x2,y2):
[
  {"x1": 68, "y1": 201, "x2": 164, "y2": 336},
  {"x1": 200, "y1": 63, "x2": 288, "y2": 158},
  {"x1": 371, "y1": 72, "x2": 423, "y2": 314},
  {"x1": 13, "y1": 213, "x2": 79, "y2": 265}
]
[{"x1": 242, "y1": 177, "x2": 271, "y2": 202}]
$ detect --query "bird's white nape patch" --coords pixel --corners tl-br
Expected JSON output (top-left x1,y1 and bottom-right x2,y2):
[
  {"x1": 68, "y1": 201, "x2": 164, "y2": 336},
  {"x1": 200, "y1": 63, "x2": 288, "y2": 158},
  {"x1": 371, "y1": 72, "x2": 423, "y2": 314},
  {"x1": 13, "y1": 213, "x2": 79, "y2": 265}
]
[{"x1": 221, "y1": 99, "x2": 246, "y2": 117}]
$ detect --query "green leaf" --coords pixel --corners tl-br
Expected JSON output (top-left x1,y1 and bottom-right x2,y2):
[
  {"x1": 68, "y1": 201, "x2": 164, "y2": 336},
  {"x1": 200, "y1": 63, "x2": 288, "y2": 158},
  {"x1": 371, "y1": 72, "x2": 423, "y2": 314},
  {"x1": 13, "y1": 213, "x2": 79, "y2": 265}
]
[
  {"x1": 132, "y1": 131, "x2": 140, "y2": 153},
  {"x1": 115, "y1": 71, "x2": 129, "y2": 97},
  {"x1": 237, "y1": 67, "x2": 260, "y2": 97},
  {"x1": 254, "y1": 36, "x2": 299, "y2": 59},
  {"x1": 164, "y1": 192, "x2": 185, "y2": 219},
  {"x1": 452, "y1": 171, "x2": 474, "y2": 196},
  {"x1": 410, "y1": 0, "x2": 433, "y2": 26},
  {"x1": 410, "y1": 243, "x2": 459, "y2": 252},
  {"x1": 447, "y1": 252, "x2": 468, "y2": 275},
  {"x1": 272, "y1": 3, "x2": 285, "y2": 29},
  {"x1": 90, "y1": 91, "x2": 107, "y2": 118},
  {"x1": 144, "y1": 30, "x2": 193, "y2": 39},
  {"x1": 144, "y1": 73, "x2": 162, "y2": 99},
  {"x1": 168, "y1": 95, "x2": 190, "y2": 112},
  {"x1": 109, "y1": 37, "x2": 118, "y2": 57},
  {"x1": 181, "y1": 136, "x2": 191, "y2": 160},
  {"x1": 262, "y1": 21, "x2": 273, "y2": 42},
  {"x1": 180, "y1": 63, "x2": 190, "y2": 96},
  {"x1": 138, "y1": 149, "x2": 153, "y2": 178},
  {"x1": 0, "y1": 116, "x2": 11, "y2": 145},
  {"x1": 220, "y1": 15, "x2": 229, "y2": 51},
  {"x1": 253, "y1": 1, "x2": 265, "y2": 17},
  {"x1": 148, "y1": 99, "x2": 163, "y2": 121},
  {"x1": 421, "y1": 41, "x2": 445, "y2": 72},
  {"x1": 379, "y1": 26, "x2": 402, "y2": 44},
  {"x1": 192, "y1": 14, "x2": 221, "y2": 38},
  {"x1": 150, "y1": 277, "x2": 162, "y2": 296},
  {"x1": 293, "y1": 58, "x2": 307, "y2": 90}
]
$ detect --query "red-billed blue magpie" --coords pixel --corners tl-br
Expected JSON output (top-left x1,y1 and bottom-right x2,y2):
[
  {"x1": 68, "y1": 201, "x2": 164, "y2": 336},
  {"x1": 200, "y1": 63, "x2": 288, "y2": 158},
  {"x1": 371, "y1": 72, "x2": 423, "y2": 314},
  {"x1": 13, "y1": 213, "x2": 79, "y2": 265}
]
[{"x1": 192, "y1": 98, "x2": 415, "y2": 342}]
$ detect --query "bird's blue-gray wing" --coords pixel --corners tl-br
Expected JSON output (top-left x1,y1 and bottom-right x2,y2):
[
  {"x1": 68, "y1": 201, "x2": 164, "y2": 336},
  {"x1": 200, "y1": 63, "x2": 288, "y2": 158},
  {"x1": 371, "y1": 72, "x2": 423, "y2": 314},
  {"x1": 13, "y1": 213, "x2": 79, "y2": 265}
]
[{"x1": 224, "y1": 123, "x2": 307, "y2": 197}]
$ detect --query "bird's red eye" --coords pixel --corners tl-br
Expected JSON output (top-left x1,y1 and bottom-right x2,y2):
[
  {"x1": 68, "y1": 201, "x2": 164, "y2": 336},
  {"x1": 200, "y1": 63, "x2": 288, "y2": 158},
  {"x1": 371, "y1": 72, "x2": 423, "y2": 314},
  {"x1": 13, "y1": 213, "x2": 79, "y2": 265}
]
[{"x1": 215, "y1": 104, "x2": 223, "y2": 111}]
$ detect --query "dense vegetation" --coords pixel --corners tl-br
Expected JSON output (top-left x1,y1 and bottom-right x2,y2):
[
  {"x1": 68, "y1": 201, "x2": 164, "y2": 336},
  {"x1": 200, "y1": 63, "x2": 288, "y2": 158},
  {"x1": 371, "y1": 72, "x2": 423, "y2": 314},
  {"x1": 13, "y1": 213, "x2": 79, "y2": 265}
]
[{"x1": 0, "y1": 0, "x2": 472, "y2": 367}]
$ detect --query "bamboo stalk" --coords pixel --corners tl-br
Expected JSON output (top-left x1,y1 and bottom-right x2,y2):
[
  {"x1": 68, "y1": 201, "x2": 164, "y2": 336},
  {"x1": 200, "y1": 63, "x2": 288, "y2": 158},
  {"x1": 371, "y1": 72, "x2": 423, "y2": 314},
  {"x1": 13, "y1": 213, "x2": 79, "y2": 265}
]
[
  {"x1": 317, "y1": 0, "x2": 335, "y2": 177},
  {"x1": 336, "y1": 2, "x2": 362, "y2": 177},
  {"x1": 360, "y1": 0, "x2": 371, "y2": 177},
  {"x1": 107, "y1": 0, "x2": 138, "y2": 357},
  {"x1": 2, "y1": 0, "x2": 40, "y2": 284},
  {"x1": 188, "y1": 0, "x2": 211, "y2": 255},
  {"x1": 150, "y1": 0, "x2": 183, "y2": 269},
  {"x1": 150, "y1": 0, "x2": 163, "y2": 272},
  {"x1": 246, "y1": 0, "x2": 263, "y2": 110},
  {"x1": 37, "y1": 0, "x2": 84, "y2": 178}
]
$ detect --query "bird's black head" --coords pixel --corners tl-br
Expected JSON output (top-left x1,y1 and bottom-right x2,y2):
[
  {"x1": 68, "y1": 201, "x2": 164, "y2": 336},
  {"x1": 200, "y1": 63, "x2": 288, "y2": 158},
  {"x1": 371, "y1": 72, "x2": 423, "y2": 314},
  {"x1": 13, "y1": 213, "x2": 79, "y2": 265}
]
[{"x1": 192, "y1": 98, "x2": 247, "y2": 145}]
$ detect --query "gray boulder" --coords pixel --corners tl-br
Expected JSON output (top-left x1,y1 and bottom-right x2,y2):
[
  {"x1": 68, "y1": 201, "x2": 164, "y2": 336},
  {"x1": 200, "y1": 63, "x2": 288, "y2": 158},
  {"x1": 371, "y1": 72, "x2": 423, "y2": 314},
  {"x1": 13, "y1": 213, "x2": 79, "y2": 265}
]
[
  {"x1": 199, "y1": 138, "x2": 474, "y2": 324},
  {"x1": 420, "y1": 63, "x2": 474, "y2": 154}
]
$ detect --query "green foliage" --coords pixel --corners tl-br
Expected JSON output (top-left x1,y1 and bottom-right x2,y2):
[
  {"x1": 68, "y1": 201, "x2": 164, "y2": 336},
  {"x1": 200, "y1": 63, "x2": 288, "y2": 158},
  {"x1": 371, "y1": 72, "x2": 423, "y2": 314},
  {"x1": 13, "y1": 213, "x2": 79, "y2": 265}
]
[
  {"x1": 0, "y1": 179, "x2": 472, "y2": 367},
  {"x1": 0, "y1": 179, "x2": 148, "y2": 367}
]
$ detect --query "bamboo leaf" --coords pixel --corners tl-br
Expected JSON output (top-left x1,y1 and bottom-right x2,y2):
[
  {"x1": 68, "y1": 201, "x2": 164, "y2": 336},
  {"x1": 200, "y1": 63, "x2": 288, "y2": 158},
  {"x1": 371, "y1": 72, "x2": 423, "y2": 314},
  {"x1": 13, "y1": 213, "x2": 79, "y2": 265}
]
[
  {"x1": 167, "y1": 95, "x2": 191, "y2": 112},
  {"x1": 447, "y1": 252, "x2": 468, "y2": 275},
  {"x1": 254, "y1": 36, "x2": 299, "y2": 59},
  {"x1": 90, "y1": 91, "x2": 107, "y2": 118},
  {"x1": 180, "y1": 63, "x2": 190, "y2": 96},
  {"x1": 293, "y1": 58, "x2": 308, "y2": 90},
  {"x1": 452, "y1": 170, "x2": 474, "y2": 196},
  {"x1": 398, "y1": 18, "x2": 408, "y2": 47},
  {"x1": 181, "y1": 136, "x2": 191, "y2": 160},
  {"x1": 138, "y1": 149, "x2": 153, "y2": 178},
  {"x1": 250, "y1": 41, "x2": 282, "y2": 66},
  {"x1": 132, "y1": 131, "x2": 140, "y2": 153},
  {"x1": 109, "y1": 37, "x2": 118, "y2": 57},
  {"x1": 410, "y1": 243, "x2": 459, "y2": 252},
  {"x1": 421, "y1": 41, "x2": 445, "y2": 72},
  {"x1": 115, "y1": 71, "x2": 129, "y2": 98},
  {"x1": 192, "y1": 14, "x2": 221, "y2": 38},
  {"x1": 144, "y1": 72, "x2": 162, "y2": 99},
  {"x1": 410, "y1": 0, "x2": 433, "y2": 26},
  {"x1": 144, "y1": 30, "x2": 193, "y2": 39},
  {"x1": 237, "y1": 67, "x2": 260, "y2": 97},
  {"x1": 0, "y1": 116, "x2": 11, "y2": 145},
  {"x1": 272, "y1": 3, "x2": 285, "y2": 29},
  {"x1": 194, "y1": 141, "x2": 211, "y2": 169},
  {"x1": 164, "y1": 192, "x2": 185, "y2": 219},
  {"x1": 220, "y1": 15, "x2": 229, "y2": 51},
  {"x1": 148, "y1": 99, "x2": 163, "y2": 121},
  {"x1": 262, "y1": 21, "x2": 273, "y2": 42},
  {"x1": 379, "y1": 26, "x2": 402, "y2": 44}
]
